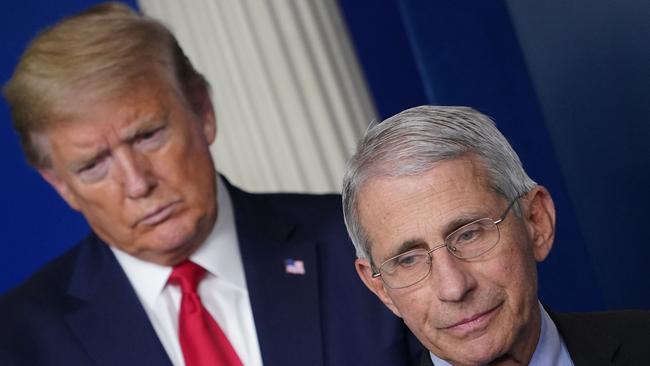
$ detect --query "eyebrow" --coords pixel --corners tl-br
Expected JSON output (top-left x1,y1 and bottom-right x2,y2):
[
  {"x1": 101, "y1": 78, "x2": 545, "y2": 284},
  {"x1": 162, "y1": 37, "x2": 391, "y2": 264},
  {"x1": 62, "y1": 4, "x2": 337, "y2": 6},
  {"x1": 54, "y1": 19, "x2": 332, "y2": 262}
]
[
  {"x1": 119, "y1": 111, "x2": 167, "y2": 143},
  {"x1": 441, "y1": 214, "x2": 484, "y2": 237},
  {"x1": 381, "y1": 211, "x2": 487, "y2": 262},
  {"x1": 383, "y1": 238, "x2": 428, "y2": 262},
  {"x1": 68, "y1": 147, "x2": 110, "y2": 172},
  {"x1": 66, "y1": 110, "x2": 168, "y2": 173}
]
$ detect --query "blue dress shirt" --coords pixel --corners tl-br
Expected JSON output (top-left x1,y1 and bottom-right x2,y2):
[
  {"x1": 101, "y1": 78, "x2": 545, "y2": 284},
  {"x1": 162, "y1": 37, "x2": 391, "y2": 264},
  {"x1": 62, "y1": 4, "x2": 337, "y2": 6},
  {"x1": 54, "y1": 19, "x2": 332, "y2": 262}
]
[{"x1": 429, "y1": 304, "x2": 574, "y2": 365}]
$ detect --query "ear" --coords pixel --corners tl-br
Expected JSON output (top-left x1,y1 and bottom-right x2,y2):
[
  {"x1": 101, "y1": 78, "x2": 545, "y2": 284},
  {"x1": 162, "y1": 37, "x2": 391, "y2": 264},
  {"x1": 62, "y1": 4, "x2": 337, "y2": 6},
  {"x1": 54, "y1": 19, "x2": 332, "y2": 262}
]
[
  {"x1": 355, "y1": 258, "x2": 403, "y2": 318},
  {"x1": 39, "y1": 168, "x2": 81, "y2": 211},
  {"x1": 521, "y1": 186, "x2": 556, "y2": 262},
  {"x1": 195, "y1": 85, "x2": 217, "y2": 145}
]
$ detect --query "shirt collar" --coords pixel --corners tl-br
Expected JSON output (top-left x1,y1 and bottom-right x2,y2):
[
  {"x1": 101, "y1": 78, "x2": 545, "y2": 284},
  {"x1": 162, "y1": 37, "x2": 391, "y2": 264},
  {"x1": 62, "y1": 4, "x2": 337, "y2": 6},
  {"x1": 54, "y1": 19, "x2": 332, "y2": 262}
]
[
  {"x1": 111, "y1": 175, "x2": 246, "y2": 309},
  {"x1": 528, "y1": 303, "x2": 574, "y2": 366},
  {"x1": 110, "y1": 247, "x2": 170, "y2": 310},
  {"x1": 429, "y1": 302, "x2": 573, "y2": 365},
  {"x1": 190, "y1": 176, "x2": 246, "y2": 289}
]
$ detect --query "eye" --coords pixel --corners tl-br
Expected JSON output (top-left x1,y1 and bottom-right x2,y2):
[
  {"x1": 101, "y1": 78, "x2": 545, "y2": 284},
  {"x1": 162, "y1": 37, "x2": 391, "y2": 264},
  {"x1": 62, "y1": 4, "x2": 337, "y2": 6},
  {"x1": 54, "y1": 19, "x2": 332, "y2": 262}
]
[
  {"x1": 453, "y1": 224, "x2": 485, "y2": 245},
  {"x1": 459, "y1": 229, "x2": 479, "y2": 241},
  {"x1": 134, "y1": 125, "x2": 166, "y2": 150},
  {"x1": 141, "y1": 130, "x2": 158, "y2": 140},
  {"x1": 395, "y1": 251, "x2": 427, "y2": 268},
  {"x1": 77, "y1": 156, "x2": 109, "y2": 182}
]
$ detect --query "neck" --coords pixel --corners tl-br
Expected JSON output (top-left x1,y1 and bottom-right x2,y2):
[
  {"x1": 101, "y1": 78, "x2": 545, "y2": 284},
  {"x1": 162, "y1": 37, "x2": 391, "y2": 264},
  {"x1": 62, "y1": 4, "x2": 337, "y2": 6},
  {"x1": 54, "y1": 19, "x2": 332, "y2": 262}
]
[{"x1": 489, "y1": 303, "x2": 542, "y2": 366}]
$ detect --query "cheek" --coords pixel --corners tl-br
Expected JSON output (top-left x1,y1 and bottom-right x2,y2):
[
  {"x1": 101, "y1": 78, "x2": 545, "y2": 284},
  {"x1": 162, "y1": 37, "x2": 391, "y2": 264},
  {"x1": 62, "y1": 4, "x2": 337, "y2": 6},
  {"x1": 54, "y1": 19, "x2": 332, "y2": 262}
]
[
  {"x1": 391, "y1": 291, "x2": 454, "y2": 355},
  {"x1": 158, "y1": 141, "x2": 216, "y2": 218},
  {"x1": 149, "y1": 138, "x2": 206, "y2": 189},
  {"x1": 73, "y1": 185, "x2": 126, "y2": 220},
  {"x1": 496, "y1": 240, "x2": 539, "y2": 315},
  {"x1": 389, "y1": 288, "x2": 437, "y2": 330},
  {"x1": 77, "y1": 199, "x2": 137, "y2": 249},
  {"x1": 167, "y1": 131, "x2": 213, "y2": 180}
]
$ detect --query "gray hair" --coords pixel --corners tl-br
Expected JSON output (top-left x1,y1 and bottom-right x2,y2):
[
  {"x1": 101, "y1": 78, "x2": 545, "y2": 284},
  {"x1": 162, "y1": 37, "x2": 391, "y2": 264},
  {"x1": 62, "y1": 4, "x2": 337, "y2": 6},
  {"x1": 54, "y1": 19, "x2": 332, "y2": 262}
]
[{"x1": 342, "y1": 105, "x2": 536, "y2": 260}]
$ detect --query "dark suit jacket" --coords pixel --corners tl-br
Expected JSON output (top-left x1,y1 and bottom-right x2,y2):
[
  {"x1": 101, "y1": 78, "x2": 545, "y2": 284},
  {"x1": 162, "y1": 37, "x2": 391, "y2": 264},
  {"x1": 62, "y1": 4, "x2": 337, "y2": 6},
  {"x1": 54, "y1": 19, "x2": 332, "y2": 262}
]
[
  {"x1": 0, "y1": 181, "x2": 421, "y2": 366},
  {"x1": 419, "y1": 309, "x2": 650, "y2": 366}
]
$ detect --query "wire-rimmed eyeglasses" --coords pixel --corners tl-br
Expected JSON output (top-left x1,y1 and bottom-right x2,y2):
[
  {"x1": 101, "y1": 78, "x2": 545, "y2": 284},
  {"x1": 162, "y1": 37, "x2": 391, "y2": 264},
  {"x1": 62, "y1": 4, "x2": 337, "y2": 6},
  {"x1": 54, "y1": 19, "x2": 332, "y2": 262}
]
[{"x1": 371, "y1": 195, "x2": 523, "y2": 289}]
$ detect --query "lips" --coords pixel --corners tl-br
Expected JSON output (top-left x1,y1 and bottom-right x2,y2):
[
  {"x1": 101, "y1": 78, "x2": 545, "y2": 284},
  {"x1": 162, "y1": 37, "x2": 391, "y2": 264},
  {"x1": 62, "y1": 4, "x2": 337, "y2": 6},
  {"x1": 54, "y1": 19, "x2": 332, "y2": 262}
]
[
  {"x1": 135, "y1": 200, "x2": 180, "y2": 227},
  {"x1": 441, "y1": 302, "x2": 502, "y2": 336}
]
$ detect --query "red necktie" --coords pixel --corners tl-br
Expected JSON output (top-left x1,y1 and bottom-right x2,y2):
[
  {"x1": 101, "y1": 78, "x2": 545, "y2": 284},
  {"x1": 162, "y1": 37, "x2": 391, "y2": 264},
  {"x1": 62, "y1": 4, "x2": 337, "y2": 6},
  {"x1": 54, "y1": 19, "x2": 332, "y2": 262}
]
[{"x1": 168, "y1": 260, "x2": 243, "y2": 366}]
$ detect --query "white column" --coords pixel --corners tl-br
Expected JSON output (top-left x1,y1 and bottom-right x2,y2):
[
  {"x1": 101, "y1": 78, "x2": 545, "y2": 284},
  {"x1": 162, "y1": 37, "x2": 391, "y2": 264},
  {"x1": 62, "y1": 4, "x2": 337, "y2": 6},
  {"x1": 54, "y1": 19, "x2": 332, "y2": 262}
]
[{"x1": 138, "y1": 0, "x2": 376, "y2": 193}]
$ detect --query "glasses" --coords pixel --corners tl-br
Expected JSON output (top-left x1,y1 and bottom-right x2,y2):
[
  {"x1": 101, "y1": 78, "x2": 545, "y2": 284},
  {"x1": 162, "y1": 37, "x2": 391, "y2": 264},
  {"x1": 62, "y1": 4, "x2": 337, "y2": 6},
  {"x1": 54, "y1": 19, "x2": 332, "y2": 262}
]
[{"x1": 372, "y1": 196, "x2": 522, "y2": 289}]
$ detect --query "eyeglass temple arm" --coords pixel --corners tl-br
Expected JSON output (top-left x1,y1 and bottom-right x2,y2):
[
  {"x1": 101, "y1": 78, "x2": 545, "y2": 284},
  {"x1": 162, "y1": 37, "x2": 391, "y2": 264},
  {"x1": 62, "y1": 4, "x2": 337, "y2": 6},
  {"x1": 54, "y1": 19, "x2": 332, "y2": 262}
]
[
  {"x1": 494, "y1": 193, "x2": 525, "y2": 224},
  {"x1": 370, "y1": 262, "x2": 382, "y2": 278}
]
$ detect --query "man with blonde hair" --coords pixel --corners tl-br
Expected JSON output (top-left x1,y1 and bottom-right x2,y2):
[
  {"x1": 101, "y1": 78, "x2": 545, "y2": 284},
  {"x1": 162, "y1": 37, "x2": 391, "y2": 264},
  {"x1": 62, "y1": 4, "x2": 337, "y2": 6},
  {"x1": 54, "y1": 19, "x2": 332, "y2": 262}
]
[
  {"x1": 0, "y1": 3, "x2": 420, "y2": 365},
  {"x1": 343, "y1": 105, "x2": 650, "y2": 365}
]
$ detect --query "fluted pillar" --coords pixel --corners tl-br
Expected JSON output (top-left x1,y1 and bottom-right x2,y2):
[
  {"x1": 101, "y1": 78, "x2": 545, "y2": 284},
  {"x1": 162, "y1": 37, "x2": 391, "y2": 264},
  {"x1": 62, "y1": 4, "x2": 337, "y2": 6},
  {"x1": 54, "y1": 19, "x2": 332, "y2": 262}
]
[{"x1": 138, "y1": 0, "x2": 376, "y2": 193}]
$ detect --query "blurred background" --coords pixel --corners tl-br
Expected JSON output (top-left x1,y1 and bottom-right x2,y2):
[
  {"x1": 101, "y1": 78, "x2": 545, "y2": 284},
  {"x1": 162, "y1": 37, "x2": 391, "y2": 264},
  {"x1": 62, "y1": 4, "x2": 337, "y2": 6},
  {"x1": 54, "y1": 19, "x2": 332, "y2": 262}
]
[{"x1": 1, "y1": 0, "x2": 649, "y2": 312}]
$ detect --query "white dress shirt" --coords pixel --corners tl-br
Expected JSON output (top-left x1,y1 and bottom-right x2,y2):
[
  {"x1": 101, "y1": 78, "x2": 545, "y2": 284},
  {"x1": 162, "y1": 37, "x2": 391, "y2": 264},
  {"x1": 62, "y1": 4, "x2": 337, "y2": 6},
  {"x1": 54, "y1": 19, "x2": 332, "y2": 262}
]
[
  {"x1": 112, "y1": 177, "x2": 263, "y2": 366},
  {"x1": 429, "y1": 303, "x2": 574, "y2": 366}
]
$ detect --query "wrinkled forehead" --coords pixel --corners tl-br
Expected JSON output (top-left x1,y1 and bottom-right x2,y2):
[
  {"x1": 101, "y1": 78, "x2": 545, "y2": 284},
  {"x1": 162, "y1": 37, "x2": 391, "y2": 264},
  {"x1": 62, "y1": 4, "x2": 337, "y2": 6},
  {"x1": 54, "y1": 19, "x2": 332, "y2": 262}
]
[
  {"x1": 46, "y1": 63, "x2": 177, "y2": 114},
  {"x1": 52, "y1": 70, "x2": 181, "y2": 126},
  {"x1": 30, "y1": 73, "x2": 182, "y2": 164},
  {"x1": 356, "y1": 157, "x2": 500, "y2": 260}
]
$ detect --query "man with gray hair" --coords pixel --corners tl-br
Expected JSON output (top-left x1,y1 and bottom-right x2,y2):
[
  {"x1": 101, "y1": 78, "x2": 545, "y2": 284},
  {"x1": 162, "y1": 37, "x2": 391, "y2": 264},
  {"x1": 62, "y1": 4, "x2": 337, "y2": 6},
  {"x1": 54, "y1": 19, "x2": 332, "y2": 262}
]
[{"x1": 343, "y1": 105, "x2": 650, "y2": 365}]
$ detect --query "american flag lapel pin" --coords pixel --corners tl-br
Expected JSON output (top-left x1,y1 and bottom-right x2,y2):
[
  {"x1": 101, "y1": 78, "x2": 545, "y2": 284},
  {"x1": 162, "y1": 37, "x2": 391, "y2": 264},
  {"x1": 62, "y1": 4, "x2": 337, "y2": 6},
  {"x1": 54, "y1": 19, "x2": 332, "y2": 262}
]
[{"x1": 285, "y1": 258, "x2": 306, "y2": 275}]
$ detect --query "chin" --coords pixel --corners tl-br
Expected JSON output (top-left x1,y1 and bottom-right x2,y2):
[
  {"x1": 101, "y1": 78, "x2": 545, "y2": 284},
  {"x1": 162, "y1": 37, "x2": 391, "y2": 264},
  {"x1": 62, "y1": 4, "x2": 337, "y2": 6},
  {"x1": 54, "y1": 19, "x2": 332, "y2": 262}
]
[
  {"x1": 137, "y1": 236, "x2": 197, "y2": 266},
  {"x1": 436, "y1": 335, "x2": 506, "y2": 366},
  {"x1": 461, "y1": 352, "x2": 500, "y2": 366},
  {"x1": 443, "y1": 351, "x2": 500, "y2": 366},
  {"x1": 157, "y1": 225, "x2": 200, "y2": 251},
  {"x1": 146, "y1": 220, "x2": 203, "y2": 256},
  {"x1": 466, "y1": 340, "x2": 509, "y2": 365}
]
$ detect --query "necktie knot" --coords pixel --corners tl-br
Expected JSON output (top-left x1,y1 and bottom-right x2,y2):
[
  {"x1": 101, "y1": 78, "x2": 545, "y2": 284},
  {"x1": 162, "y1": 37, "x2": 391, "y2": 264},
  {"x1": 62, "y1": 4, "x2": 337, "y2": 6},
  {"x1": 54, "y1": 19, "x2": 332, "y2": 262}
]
[
  {"x1": 169, "y1": 260, "x2": 206, "y2": 294},
  {"x1": 169, "y1": 260, "x2": 243, "y2": 366}
]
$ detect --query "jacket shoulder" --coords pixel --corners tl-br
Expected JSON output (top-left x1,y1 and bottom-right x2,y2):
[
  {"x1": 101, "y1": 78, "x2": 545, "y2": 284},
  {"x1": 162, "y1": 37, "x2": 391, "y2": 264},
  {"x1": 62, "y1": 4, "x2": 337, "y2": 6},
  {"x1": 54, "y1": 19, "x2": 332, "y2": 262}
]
[
  {"x1": 555, "y1": 309, "x2": 650, "y2": 335},
  {"x1": 230, "y1": 187, "x2": 346, "y2": 234},
  {"x1": 0, "y1": 234, "x2": 101, "y2": 319},
  {"x1": 248, "y1": 190, "x2": 342, "y2": 215},
  {"x1": 553, "y1": 310, "x2": 650, "y2": 365}
]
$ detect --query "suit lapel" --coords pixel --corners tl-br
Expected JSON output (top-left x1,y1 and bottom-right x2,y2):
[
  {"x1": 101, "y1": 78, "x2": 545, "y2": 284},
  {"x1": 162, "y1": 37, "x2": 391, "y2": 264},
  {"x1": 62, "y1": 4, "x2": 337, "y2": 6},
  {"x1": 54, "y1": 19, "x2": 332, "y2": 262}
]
[
  {"x1": 417, "y1": 309, "x2": 628, "y2": 366},
  {"x1": 419, "y1": 350, "x2": 434, "y2": 366},
  {"x1": 548, "y1": 310, "x2": 622, "y2": 365},
  {"x1": 64, "y1": 236, "x2": 172, "y2": 366},
  {"x1": 228, "y1": 183, "x2": 324, "y2": 366}
]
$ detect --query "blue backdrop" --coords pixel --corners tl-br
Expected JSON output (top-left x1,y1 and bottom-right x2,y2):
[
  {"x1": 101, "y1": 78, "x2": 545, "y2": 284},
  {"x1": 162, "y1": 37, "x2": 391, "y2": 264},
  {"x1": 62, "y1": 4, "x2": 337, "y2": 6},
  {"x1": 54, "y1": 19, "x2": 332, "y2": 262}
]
[
  {"x1": 0, "y1": 0, "x2": 138, "y2": 294},
  {"x1": 2, "y1": 1, "x2": 649, "y2": 312},
  {"x1": 339, "y1": 0, "x2": 650, "y2": 311}
]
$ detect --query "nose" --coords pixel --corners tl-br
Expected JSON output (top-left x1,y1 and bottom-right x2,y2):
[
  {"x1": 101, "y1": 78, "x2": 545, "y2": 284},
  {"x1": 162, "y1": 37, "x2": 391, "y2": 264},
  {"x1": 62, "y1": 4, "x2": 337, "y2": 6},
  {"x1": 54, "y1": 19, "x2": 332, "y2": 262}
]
[
  {"x1": 429, "y1": 250, "x2": 476, "y2": 302},
  {"x1": 115, "y1": 148, "x2": 156, "y2": 199}
]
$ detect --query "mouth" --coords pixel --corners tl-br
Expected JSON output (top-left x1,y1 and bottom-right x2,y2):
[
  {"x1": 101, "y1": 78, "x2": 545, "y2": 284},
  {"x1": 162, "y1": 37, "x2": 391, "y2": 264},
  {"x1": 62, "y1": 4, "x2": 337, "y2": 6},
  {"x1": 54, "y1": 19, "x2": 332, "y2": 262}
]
[
  {"x1": 136, "y1": 200, "x2": 181, "y2": 227},
  {"x1": 441, "y1": 302, "x2": 503, "y2": 337}
]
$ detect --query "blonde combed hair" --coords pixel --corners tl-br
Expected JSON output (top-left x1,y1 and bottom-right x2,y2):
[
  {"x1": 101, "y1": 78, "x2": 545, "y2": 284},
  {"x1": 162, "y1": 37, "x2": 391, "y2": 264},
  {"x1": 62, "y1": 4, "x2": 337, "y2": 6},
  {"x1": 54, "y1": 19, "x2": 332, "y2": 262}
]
[{"x1": 3, "y1": 2, "x2": 207, "y2": 167}]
